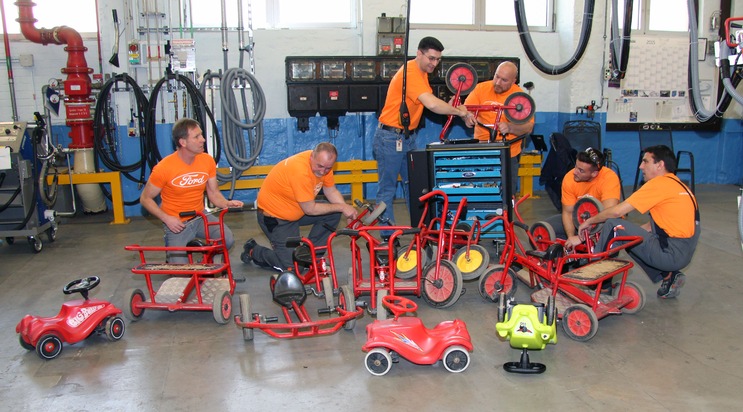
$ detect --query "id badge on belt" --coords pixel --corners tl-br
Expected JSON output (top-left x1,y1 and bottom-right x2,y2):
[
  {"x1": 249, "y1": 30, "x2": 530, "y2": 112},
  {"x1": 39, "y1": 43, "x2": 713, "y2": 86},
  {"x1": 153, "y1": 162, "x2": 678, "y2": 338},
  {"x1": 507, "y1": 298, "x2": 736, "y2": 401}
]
[{"x1": 396, "y1": 138, "x2": 403, "y2": 152}]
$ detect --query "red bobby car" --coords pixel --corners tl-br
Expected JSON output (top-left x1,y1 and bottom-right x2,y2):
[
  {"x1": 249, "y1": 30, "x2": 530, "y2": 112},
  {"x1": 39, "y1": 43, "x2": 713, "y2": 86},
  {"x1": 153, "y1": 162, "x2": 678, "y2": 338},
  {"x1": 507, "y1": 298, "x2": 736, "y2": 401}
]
[
  {"x1": 16, "y1": 276, "x2": 125, "y2": 360},
  {"x1": 362, "y1": 295, "x2": 473, "y2": 376}
]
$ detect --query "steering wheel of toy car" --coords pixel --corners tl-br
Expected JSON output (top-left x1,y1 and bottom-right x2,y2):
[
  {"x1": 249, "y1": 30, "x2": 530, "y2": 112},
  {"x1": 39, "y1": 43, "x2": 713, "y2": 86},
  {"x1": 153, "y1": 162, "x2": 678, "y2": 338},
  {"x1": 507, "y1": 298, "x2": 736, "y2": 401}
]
[
  {"x1": 63, "y1": 276, "x2": 100, "y2": 297},
  {"x1": 382, "y1": 295, "x2": 418, "y2": 317}
]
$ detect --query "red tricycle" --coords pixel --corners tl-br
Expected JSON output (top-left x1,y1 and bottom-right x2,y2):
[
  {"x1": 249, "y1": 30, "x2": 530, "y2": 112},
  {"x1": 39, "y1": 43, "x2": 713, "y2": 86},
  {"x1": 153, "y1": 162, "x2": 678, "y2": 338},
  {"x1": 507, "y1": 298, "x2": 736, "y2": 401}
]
[
  {"x1": 343, "y1": 220, "x2": 470, "y2": 318},
  {"x1": 477, "y1": 195, "x2": 646, "y2": 341},
  {"x1": 396, "y1": 189, "x2": 493, "y2": 284},
  {"x1": 437, "y1": 62, "x2": 535, "y2": 144},
  {"x1": 234, "y1": 200, "x2": 384, "y2": 339},
  {"x1": 16, "y1": 276, "x2": 125, "y2": 360},
  {"x1": 362, "y1": 295, "x2": 473, "y2": 376},
  {"x1": 234, "y1": 233, "x2": 363, "y2": 340},
  {"x1": 123, "y1": 208, "x2": 240, "y2": 324}
]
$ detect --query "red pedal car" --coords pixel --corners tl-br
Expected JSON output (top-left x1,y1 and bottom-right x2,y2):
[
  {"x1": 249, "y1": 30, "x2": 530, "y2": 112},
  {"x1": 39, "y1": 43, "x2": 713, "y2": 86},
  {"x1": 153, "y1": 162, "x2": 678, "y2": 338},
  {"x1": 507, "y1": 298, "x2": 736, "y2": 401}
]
[
  {"x1": 16, "y1": 276, "x2": 125, "y2": 360},
  {"x1": 362, "y1": 295, "x2": 473, "y2": 376}
]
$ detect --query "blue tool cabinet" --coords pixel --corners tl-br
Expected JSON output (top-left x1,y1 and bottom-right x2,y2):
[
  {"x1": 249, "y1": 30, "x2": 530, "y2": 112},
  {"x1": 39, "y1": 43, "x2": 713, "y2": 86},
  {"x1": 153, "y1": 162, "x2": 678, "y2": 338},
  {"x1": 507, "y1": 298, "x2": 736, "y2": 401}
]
[{"x1": 409, "y1": 142, "x2": 513, "y2": 240}]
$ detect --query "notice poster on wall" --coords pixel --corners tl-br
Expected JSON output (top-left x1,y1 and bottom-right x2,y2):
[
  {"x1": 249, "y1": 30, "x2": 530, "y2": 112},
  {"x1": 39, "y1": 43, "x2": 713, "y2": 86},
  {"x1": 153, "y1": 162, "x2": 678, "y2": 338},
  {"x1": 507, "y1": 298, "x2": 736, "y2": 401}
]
[{"x1": 606, "y1": 35, "x2": 711, "y2": 128}]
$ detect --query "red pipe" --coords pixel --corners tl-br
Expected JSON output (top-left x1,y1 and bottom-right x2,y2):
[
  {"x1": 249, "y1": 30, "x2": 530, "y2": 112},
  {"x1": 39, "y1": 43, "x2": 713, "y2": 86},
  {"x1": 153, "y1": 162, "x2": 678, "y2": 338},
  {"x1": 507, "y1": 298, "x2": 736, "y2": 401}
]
[{"x1": 16, "y1": 0, "x2": 94, "y2": 149}]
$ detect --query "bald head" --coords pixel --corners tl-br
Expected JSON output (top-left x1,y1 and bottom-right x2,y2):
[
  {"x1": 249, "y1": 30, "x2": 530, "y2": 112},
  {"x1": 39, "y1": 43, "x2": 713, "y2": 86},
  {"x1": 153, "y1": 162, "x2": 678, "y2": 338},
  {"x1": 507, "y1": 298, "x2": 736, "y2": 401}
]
[{"x1": 493, "y1": 62, "x2": 518, "y2": 94}]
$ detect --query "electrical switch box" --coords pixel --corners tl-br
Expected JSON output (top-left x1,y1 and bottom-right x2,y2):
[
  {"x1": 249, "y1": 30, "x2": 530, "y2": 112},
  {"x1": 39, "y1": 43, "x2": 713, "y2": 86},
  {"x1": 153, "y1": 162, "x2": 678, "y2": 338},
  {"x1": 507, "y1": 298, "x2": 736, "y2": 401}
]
[
  {"x1": 349, "y1": 85, "x2": 378, "y2": 112},
  {"x1": 318, "y1": 86, "x2": 349, "y2": 112}
]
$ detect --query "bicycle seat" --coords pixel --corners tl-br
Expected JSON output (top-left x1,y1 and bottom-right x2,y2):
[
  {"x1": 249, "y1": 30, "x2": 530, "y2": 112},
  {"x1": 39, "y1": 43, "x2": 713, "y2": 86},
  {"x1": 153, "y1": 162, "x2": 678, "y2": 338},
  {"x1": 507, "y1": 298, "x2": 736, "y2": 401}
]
[
  {"x1": 526, "y1": 243, "x2": 564, "y2": 261},
  {"x1": 292, "y1": 244, "x2": 314, "y2": 268},
  {"x1": 272, "y1": 271, "x2": 307, "y2": 308}
]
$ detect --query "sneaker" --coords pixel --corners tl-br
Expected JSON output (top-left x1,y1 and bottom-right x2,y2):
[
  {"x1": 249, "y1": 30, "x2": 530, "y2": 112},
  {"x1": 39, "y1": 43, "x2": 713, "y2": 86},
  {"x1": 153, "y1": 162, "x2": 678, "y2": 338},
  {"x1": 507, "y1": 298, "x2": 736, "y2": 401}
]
[
  {"x1": 657, "y1": 271, "x2": 686, "y2": 299},
  {"x1": 240, "y1": 238, "x2": 257, "y2": 264}
]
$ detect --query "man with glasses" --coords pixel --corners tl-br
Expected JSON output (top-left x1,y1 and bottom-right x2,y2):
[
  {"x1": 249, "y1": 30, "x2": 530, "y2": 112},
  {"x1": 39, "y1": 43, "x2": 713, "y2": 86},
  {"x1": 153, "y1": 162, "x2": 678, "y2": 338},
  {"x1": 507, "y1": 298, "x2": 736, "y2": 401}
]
[
  {"x1": 241, "y1": 142, "x2": 358, "y2": 271},
  {"x1": 374, "y1": 36, "x2": 474, "y2": 237},
  {"x1": 464, "y1": 61, "x2": 535, "y2": 194},
  {"x1": 577, "y1": 145, "x2": 699, "y2": 299},
  {"x1": 546, "y1": 147, "x2": 621, "y2": 250}
]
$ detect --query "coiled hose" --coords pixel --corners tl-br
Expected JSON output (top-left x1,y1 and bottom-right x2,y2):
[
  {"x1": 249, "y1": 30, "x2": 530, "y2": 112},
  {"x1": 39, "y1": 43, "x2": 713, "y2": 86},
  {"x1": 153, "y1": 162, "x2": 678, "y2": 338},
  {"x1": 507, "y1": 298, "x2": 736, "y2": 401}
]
[
  {"x1": 145, "y1": 73, "x2": 221, "y2": 169},
  {"x1": 205, "y1": 64, "x2": 266, "y2": 198},
  {"x1": 93, "y1": 74, "x2": 149, "y2": 206}
]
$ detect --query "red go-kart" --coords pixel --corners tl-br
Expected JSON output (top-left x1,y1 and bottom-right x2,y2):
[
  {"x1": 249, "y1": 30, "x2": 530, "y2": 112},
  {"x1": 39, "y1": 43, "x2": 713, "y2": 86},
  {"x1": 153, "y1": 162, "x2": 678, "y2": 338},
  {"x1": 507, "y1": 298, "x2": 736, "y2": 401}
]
[
  {"x1": 362, "y1": 295, "x2": 473, "y2": 376},
  {"x1": 16, "y1": 276, "x2": 125, "y2": 360}
]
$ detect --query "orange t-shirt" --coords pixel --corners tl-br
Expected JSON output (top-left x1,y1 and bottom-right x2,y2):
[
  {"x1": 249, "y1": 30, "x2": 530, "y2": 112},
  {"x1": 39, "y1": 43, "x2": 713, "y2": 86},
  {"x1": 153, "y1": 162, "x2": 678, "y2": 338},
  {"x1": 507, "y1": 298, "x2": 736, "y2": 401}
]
[
  {"x1": 561, "y1": 167, "x2": 621, "y2": 207},
  {"x1": 626, "y1": 173, "x2": 697, "y2": 238},
  {"x1": 256, "y1": 150, "x2": 335, "y2": 221},
  {"x1": 148, "y1": 152, "x2": 216, "y2": 220},
  {"x1": 378, "y1": 60, "x2": 432, "y2": 130},
  {"x1": 463, "y1": 81, "x2": 535, "y2": 157}
]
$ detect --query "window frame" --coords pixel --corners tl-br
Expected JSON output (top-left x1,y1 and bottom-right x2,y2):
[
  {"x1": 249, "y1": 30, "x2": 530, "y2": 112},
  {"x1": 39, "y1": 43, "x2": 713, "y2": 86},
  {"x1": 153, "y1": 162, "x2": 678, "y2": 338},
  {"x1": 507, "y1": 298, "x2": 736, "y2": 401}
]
[
  {"x1": 409, "y1": 0, "x2": 555, "y2": 33},
  {"x1": 616, "y1": 0, "x2": 691, "y2": 35},
  {"x1": 189, "y1": 0, "x2": 358, "y2": 31}
]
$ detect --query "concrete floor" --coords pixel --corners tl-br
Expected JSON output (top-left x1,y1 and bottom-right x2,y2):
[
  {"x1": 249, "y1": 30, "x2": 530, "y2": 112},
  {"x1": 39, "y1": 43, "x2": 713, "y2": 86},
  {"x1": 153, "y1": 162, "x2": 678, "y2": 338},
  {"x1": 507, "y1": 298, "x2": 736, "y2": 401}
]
[{"x1": 2, "y1": 185, "x2": 743, "y2": 411}]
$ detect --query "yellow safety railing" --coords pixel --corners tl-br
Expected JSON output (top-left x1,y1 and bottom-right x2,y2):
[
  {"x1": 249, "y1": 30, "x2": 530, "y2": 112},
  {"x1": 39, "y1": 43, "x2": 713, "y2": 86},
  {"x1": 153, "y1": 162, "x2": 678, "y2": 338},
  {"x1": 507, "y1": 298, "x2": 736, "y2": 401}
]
[
  {"x1": 47, "y1": 171, "x2": 130, "y2": 225},
  {"x1": 217, "y1": 159, "x2": 380, "y2": 203}
]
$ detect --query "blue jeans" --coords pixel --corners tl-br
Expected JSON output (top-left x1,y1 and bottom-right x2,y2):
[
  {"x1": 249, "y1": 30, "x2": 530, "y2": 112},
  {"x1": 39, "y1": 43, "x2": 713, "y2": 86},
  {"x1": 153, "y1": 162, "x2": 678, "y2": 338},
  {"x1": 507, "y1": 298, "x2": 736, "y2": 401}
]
[
  {"x1": 164, "y1": 213, "x2": 235, "y2": 264},
  {"x1": 373, "y1": 128, "x2": 416, "y2": 236}
]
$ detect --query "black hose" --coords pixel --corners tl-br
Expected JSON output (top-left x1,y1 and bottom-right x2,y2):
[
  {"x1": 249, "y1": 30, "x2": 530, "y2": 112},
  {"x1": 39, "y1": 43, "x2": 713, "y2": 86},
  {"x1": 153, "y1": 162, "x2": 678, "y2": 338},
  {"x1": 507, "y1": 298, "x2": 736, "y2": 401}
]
[
  {"x1": 514, "y1": 0, "x2": 595, "y2": 75},
  {"x1": 94, "y1": 73, "x2": 149, "y2": 184},
  {"x1": 609, "y1": 0, "x2": 633, "y2": 79},
  {"x1": 93, "y1": 73, "x2": 149, "y2": 206},
  {"x1": 145, "y1": 73, "x2": 221, "y2": 169}
]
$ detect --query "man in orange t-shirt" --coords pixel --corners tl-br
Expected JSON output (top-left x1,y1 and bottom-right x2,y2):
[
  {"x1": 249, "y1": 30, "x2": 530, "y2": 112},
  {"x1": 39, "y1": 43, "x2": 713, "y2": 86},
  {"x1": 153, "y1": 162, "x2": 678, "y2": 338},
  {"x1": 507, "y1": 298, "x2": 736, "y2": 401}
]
[
  {"x1": 464, "y1": 61, "x2": 535, "y2": 193},
  {"x1": 374, "y1": 36, "x2": 473, "y2": 237},
  {"x1": 545, "y1": 147, "x2": 621, "y2": 249},
  {"x1": 140, "y1": 118, "x2": 244, "y2": 263},
  {"x1": 242, "y1": 142, "x2": 358, "y2": 270},
  {"x1": 578, "y1": 145, "x2": 700, "y2": 299}
]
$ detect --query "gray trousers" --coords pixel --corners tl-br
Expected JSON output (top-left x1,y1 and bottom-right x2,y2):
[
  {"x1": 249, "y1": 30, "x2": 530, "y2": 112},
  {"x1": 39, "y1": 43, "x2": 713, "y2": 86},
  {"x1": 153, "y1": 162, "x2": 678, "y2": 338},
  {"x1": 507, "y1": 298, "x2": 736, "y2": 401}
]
[
  {"x1": 164, "y1": 213, "x2": 235, "y2": 264},
  {"x1": 543, "y1": 213, "x2": 569, "y2": 240},
  {"x1": 596, "y1": 218, "x2": 700, "y2": 283},
  {"x1": 252, "y1": 209, "x2": 341, "y2": 271}
]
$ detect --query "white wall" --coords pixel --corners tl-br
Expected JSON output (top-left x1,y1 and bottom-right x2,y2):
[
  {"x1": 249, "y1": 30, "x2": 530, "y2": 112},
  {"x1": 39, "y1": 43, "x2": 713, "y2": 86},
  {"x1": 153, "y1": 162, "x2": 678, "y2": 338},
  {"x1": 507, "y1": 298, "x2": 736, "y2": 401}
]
[{"x1": 0, "y1": 0, "x2": 736, "y2": 122}]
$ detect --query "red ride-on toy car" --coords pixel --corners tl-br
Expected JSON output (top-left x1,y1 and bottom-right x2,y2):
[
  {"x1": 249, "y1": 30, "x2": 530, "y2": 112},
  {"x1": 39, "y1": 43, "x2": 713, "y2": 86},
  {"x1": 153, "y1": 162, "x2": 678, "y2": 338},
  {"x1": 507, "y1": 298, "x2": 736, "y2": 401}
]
[
  {"x1": 16, "y1": 276, "x2": 125, "y2": 360},
  {"x1": 124, "y1": 208, "x2": 240, "y2": 324},
  {"x1": 362, "y1": 295, "x2": 473, "y2": 376}
]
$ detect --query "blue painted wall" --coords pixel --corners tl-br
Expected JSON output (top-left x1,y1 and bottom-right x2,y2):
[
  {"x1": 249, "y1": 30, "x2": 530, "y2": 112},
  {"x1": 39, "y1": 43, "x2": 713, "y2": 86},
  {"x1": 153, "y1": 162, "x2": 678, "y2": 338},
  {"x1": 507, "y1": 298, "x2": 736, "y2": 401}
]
[{"x1": 49, "y1": 113, "x2": 742, "y2": 218}]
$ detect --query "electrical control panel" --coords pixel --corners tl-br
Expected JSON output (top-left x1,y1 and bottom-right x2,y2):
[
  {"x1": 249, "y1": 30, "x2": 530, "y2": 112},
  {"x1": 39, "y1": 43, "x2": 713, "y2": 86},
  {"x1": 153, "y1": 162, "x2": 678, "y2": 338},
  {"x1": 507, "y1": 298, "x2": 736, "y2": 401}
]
[{"x1": 0, "y1": 122, "x2": 27, "y2": 153}]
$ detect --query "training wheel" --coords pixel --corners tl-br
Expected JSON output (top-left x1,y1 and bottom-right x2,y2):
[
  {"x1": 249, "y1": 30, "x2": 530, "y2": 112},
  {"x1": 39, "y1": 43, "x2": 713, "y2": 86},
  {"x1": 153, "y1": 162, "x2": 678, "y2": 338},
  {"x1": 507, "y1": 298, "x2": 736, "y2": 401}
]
[
  {"x1": 503, "y1": 92, "x2": 535, "y2": 124},
  {"x1": 530, "y1": 221, "x2": 556, "y2": 251},
  {"x1": 445, "y1": 63, "x2": 478, "y2": 96},
  {"x1": 360, "y1": 201, "x2": 386, "y2": 226},
  {"x1": 381, "y1": 295, "x2": 417, "y2": 318},
  {"x1": 573, "y1": 195, "x2": 603, "y2": 235}
]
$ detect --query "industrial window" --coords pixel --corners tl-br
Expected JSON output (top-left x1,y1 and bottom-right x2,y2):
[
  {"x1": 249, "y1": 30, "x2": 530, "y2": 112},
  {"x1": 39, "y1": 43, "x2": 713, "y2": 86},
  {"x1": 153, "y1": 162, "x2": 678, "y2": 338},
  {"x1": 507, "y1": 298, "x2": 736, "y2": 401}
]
[
  {"x1": 410, "y1": 0, "x2": 554, "y2": 31},
  {"x1": 0, "y1": 0, "x2": 97, "y2": 34},
  {"x1": 616, "y1": 0, "x2": 689, "y2": 33},
  {"x1": 190, "y1": 0, "x2": 357, "y2": 30}
]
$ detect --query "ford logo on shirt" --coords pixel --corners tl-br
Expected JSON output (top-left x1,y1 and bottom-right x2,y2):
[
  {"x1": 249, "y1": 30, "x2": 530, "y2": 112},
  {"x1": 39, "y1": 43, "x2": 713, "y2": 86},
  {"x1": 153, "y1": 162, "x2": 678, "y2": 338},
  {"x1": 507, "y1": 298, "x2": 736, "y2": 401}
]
[
  {"x1": 171, "y1": 172, "x2": 209, "y2": 187},
  {"x1": 462, "y1": 171, "x2": 475, "y2": 178}
]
